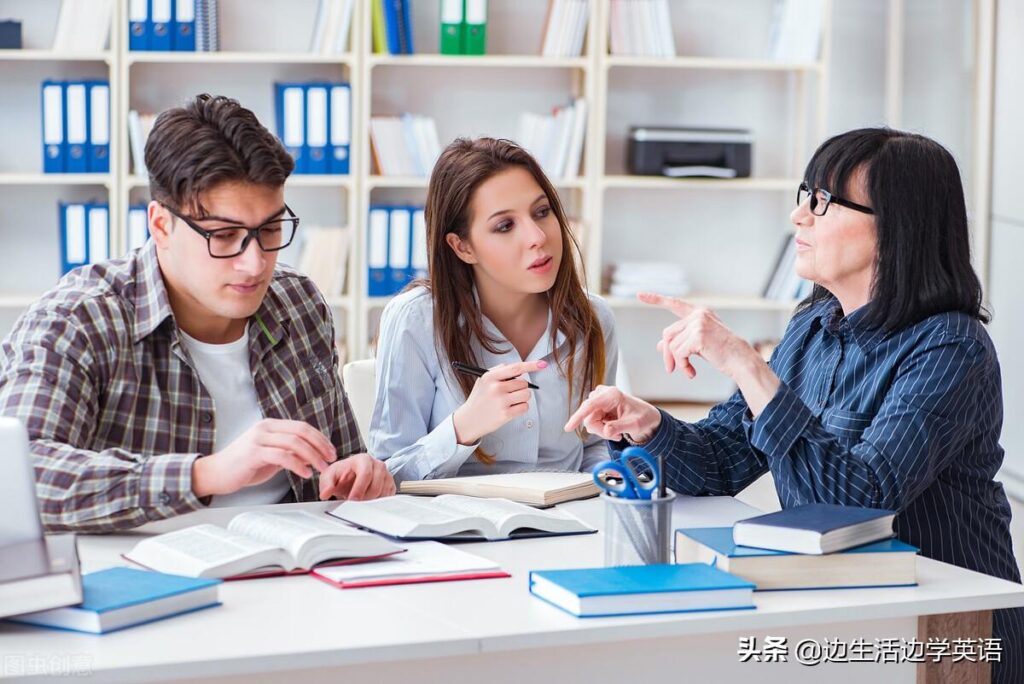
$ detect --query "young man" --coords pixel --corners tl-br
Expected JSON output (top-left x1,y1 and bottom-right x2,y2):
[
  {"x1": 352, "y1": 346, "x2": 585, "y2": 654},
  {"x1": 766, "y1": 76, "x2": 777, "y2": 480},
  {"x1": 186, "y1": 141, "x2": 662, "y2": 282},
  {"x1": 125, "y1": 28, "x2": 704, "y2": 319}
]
[{"x1": 0, "y1": 94, "x2": 394, "y2": 532}]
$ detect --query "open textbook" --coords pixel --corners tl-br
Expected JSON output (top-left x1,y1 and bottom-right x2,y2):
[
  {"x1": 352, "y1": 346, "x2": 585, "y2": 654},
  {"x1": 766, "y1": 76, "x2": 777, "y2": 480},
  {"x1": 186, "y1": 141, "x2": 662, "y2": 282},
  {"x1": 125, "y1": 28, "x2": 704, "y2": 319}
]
[
  {"x1": 329, "y1": 494, "x2": 596, "y2": 541},
  {"x1": 124, "y1": 510, "x2": 402, "y2": 579},
  {"x1": 399, "y1": 471, "x2": 600, "y2": 507}
]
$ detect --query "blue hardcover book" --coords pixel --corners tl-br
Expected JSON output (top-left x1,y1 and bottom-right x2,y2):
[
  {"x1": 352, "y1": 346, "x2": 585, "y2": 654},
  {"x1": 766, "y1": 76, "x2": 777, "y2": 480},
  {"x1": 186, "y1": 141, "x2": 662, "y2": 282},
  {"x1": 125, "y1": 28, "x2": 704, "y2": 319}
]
[
  {"x1": 173, "y1": 0, "x2": 196, "y2": 51},
  {"x1": 528, "y1": 563, "x2": 755, "y2": 618},
  {"x1": 275, "y1": 83, "x2": 307, "y2": 173},
  {"x1": 41, "y1": 80, "x2": 66, "y2": 173},
  {"x1": 85, "y1": 81, "x2": 110, "y2": 173},
  {"x1": 676, "y1": 527, "x2": 918, "y2": 591},
  {"x1": 128, "y1": 0, "x2": 150, "y2": 51},
  {"x1": 10, "y1": 567, "x2": 220, "y2": 634},
  {"x1": 732, "y1": 503, "x2": 896, "y2": 555},
  {"x1": 327, "y1": 83, "x2": 351, "y2": 175},
  {"x1": 59, "y1": 202, "x2": 89, "y2": 275}
]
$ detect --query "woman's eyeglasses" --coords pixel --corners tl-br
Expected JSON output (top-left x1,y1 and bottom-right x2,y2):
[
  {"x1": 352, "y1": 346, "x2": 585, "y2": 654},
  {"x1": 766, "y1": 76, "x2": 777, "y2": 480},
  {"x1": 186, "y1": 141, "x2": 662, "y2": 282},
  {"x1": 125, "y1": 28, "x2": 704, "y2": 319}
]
[{"x1": 797, "y1": 182, "x2": 875, "y2": 216}]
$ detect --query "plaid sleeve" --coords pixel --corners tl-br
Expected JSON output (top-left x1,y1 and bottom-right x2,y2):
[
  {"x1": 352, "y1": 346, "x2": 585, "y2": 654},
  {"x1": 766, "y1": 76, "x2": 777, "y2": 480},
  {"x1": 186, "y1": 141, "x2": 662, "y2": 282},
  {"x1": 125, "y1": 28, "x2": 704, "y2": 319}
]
[{"x1": 0, "y1": 305, "x2": 203, "y2": 532}]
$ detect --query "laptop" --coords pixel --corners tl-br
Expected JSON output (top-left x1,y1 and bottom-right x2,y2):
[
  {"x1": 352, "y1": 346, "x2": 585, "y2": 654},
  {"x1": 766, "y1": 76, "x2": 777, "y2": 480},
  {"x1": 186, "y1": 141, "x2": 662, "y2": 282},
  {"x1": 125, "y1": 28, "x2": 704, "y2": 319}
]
[{"x1": 0, "y1": 417, "x2": 45, "y2": 546}]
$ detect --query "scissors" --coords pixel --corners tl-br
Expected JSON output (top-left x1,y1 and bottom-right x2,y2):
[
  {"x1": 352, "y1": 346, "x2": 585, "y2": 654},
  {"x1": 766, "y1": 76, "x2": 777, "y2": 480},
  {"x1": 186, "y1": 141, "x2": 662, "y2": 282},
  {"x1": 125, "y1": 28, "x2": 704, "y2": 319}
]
[{"x1": 591, "y1": 446, "x2": 660, "y2": 500}]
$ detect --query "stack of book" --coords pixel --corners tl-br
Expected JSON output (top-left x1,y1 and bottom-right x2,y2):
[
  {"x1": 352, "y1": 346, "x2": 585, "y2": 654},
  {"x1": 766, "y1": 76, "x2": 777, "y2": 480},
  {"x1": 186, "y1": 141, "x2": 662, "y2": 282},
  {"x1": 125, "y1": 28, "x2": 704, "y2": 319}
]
[
  {"x1": 52, "y1": 0, "x2": 114, "y2": 52},
  {"x1": 309, "y1": 0, "x2": 355, "y2": 54},
  {"x1": 297, "y1": 226, "x2": 350, "y2": 299},
  {"x1": 370, "y1": 114, "x2": 441, "y2": 177},
  {"x1": 763, "y1": 235, "x2": 813, "y2": 302},
  {"x1": 608, "y1": 0, "x2": 676, "y2": 58},
  {"x1": 540, "y1": 0, "x2": 590, "y2": 58},
  {"x1": 371, "y1": 0, "x2": 414, "y2": 55},
  {"x1": 398, "y1": 471, "x2": 600, "y2": 507},
  {"x1": 609, "y1": 261, "x2": 689, "y2": 299},
  {"x1": 517, "y1": 98, "x2": 587, "y2": 181}
]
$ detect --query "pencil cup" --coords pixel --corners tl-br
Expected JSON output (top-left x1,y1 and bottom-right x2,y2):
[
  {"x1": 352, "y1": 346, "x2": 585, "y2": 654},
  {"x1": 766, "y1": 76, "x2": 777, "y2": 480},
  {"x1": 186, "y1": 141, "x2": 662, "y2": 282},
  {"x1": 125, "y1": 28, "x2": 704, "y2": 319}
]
[{"x1": 602, "y1": 491, "x2": 675, "y2": 566}]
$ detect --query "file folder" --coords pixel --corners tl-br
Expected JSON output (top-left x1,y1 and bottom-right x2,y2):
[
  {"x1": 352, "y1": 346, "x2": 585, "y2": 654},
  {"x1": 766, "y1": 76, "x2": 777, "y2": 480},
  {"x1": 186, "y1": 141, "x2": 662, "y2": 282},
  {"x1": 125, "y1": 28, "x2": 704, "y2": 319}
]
[
  {"x1": 87, "y1": 204, "x2": 110, "y2": 265},
  {"x1": 129, "y1": 0, "x2": 149, "y2": 51},
  {"x1": 411, "y1": 208, "x2": 427, "y2": 280},
  {"x1": 41, "y1": 81, "x2": 66, "y2": 173},
  {"x1": 174, "y1": 0, "x2": 196, "y2": 51},
  {"x1": 150, "y1": 0, "x2": 173, "y2": 51},
  {"x1": 464, "y1": 0, "x2": 487, "y2": 55},
  {"x1": 388, "y1": 207, "x2": 412, "y2": 291},
  {"x1": 86, "y1": 81, "x2": 110, "y2": 173},
  {"x1": 440, "y1": 0, "x2": 464, "y2": 54},
  {"x1": 64, "y1": 82, "x2": 89, "y2": 174},
  {"x1": 305, "y1": 84, "x2": 329, "y2": 174},
  {"x1": 328, "y1": 84, "x2": 351, "y2": 175},
  {"x1": 367, "y1": 207, "x2": 390, "y2": 296},
  {"x1": 275, "y1": 83, "x2": 306, "y2": 173},
  {"x1": 60, "y1": 203, "x2": 88, "y2": 275},
  {"x1": 127, "y1": 204, "x2": 150, "y2": 252}
]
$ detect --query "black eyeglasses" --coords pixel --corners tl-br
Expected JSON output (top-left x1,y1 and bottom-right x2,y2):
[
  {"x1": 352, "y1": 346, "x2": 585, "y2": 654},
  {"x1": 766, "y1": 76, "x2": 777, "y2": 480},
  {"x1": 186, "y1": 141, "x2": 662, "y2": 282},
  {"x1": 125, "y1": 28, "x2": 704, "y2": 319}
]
[
  {"x1": 797, "y1": 181, "x2": 875, "y2": 216},
  {"x1": 162, "y1": 202, "x2": 300, "y2": 258}
]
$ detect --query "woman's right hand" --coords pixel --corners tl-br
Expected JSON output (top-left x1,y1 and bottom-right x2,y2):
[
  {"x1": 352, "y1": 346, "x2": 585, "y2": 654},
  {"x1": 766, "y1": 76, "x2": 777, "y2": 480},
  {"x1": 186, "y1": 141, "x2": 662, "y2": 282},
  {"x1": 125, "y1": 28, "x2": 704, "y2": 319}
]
[
  {"x1": 452, "y1": 360, "x2": 548, "y2": 445},
  {"x1": 564, "y1": 385, "x2": 662, "y2": 443}
]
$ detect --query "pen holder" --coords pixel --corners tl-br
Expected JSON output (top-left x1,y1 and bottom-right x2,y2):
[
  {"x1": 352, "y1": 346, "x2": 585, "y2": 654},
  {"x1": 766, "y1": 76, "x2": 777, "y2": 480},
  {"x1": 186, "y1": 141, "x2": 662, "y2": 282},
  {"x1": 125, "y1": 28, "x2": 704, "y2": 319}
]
[{"x1": 602, "y1": 491, "x2": 675, "y2": 566}]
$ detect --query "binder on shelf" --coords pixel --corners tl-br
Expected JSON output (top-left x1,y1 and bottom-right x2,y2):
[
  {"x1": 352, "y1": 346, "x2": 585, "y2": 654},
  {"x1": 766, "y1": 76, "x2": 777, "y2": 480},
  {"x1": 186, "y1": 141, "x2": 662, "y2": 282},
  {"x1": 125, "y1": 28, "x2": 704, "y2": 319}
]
[
  {"x1": 41, "y1": 81, "x2": 66, "y2": 174},
  {"x1": 64, "y1": 82, "x2": 89, "y2": 174},
  {"x1": 381, "y1": 0, "x2": 412, "y2": 55},
  {"x1": 388, "y1": 207, "x2": 412, "y2": 290},
  {"x1": 87, "y1": 203, "x2": 110, "y2": 265},
  {"x1": 305, "y1": 84, "x2": 329, "y2": 174},
  {"x1": 411, "y1": 208, "x2": 427, "y2": 280},
  {"x1": 398, "y1": 0, "x2": 414, "y2": 54},
  {"x1": 150, "y1": 0, "x2": 173, "y2": 51},
  {"x1": 464, "y1": 0, "x2": 487, "y2": 55},
  {"x1": 86, "y1": 81, "x2": 110, "y2": 173},
  {"x1": 275, "y1": 83, "x2": 307, "y2": 173},
  {"x1": 127, "y1": 205, "x2": 150, "y2": 252},
  {"x1": 328, "y1": 84, "x2": 351, "y2": 175},
  {"x1": 371, "y1": 0, "x2": 387, "y2": 54},
  {"x1": 367, "y1": 207, "x2": 390, "y2": 296},
  {"x1": 174, "y1": 0, "x2": 196, "y2": 51},
  {"x1": 128, "y1": 0, "x2": 149, "y2": 51},
  {"x1": 59, "y1": 203, "x2": 88, "y2": 275},
  {"x1": 440, "y1": 0, "x2": 464, "y2": 54}
]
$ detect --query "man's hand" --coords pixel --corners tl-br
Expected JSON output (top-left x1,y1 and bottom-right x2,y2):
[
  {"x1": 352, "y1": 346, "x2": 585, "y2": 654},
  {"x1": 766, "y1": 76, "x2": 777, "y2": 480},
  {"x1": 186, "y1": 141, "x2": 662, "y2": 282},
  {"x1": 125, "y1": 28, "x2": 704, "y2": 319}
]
[
  {"x1": 318, "y1": 453, "x2": 396, "y2": 501},
  {"x1": 192, "y1": 419, "x2": 336, "y2": 498}
]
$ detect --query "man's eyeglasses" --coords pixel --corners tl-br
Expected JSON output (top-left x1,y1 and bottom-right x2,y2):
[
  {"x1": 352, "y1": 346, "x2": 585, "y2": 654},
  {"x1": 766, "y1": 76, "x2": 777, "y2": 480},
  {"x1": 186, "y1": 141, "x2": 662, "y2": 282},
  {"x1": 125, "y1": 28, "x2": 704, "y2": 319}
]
[
  {"x1": 797, "y1": 181, "x2": 875, "y2": 217},
  {"x1": 162, "y1": 202, "x2": 300, "y2": 258}
]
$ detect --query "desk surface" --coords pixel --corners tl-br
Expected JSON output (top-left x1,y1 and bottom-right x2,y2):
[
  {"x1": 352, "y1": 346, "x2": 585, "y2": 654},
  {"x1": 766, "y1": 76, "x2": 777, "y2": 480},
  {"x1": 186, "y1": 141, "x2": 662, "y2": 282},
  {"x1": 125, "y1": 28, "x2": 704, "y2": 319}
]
[{"x1": 2, "y1": 496, "x2": 1023, "y2": 683}]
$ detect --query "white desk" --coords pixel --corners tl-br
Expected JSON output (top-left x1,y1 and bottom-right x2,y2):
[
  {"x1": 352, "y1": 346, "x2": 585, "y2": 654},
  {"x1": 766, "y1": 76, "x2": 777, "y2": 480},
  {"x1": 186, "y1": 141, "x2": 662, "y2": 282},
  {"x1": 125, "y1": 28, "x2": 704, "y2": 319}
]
[{"x1": 2, "y1": 496, "x2": 1022, "y2": 684}]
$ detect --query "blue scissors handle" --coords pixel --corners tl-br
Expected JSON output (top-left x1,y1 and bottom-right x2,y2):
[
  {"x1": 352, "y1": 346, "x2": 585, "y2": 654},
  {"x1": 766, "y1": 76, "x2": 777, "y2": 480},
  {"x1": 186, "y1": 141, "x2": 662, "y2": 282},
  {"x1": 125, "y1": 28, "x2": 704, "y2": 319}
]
[
  {"x1": 592, "y1": 461, "x2": 638, "y2": 498},
  {"x1": 619, "y1": 446, "x2": 660, "y2": 500}
]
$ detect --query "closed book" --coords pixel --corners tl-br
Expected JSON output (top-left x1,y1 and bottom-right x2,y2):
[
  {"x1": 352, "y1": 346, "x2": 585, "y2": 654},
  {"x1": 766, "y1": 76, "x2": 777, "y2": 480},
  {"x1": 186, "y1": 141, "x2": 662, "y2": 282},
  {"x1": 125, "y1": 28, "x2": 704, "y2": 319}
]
[
  {"x1": 529, "y1": 563, "x2": 755, "y2": 617},
  {"x1": 399, "y1": 471, "x2": 599, "y2": 507},
  {"x1": 676, "y1": 527, "x2": 918, "y2": 590},
  {"x1": 311, "y1": 541, "x2": 509, "y2": 588},
  {"x1": 10, "y1": 567, "x2": 220, "y2": 634},
  {"x1": 0, "y1": 535, "x2": 82, "y2": 619},
  {"x1": 733, "y1": 503, "x2": 895, "y2": 555}
]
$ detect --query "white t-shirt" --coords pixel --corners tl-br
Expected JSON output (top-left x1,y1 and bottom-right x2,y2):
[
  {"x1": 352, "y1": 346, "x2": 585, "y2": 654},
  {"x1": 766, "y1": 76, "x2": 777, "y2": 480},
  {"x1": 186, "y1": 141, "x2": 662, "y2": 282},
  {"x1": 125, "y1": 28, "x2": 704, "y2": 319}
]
[{"x1": 179, "y1": 325, "x2": 290, "y2": 508}]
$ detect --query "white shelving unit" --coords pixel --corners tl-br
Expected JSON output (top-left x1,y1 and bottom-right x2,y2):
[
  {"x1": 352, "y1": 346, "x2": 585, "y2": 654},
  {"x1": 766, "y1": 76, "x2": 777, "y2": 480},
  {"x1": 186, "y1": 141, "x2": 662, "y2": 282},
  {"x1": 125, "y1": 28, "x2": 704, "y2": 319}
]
[{"x1": 0, "y1": 0, "x2": 993, "y2": 403}]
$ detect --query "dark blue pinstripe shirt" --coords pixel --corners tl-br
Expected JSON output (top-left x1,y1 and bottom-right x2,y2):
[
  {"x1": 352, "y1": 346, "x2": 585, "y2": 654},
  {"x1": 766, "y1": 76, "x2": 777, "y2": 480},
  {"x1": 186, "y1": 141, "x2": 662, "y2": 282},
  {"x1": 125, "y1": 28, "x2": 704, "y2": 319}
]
[{"x1": 639, "y1": 295, "x2": 1022, "y2": 681}]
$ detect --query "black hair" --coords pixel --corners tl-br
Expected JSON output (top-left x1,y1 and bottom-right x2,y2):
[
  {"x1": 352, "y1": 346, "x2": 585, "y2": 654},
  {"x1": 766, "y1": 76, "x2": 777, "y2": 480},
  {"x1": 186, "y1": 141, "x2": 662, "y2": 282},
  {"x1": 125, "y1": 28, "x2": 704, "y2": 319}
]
[{"x1": 799, "y1": 127, "x2": 988, "y2": 329}]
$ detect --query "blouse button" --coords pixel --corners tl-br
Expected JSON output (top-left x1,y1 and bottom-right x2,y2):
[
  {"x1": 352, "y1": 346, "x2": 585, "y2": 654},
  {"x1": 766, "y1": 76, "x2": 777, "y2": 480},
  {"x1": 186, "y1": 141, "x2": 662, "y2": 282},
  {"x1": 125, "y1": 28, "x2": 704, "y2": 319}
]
[{"x1": 525, "y1": 420, "x2": 535, "y2": 429}]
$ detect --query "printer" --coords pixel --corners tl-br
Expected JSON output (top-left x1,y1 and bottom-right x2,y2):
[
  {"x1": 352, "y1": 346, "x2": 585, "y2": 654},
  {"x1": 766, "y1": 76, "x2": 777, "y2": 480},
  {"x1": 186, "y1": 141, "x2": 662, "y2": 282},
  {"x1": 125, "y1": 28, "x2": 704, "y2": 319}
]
[{"x1": 627, "y1": 127, "x2": 753, "y2": 178}]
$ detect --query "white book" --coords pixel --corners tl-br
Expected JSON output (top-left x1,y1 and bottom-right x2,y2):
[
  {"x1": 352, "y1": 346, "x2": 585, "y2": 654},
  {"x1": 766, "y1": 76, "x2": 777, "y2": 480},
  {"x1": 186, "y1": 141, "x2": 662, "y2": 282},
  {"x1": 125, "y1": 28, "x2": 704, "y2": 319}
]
[
  {"x1": 309, "y1": 0, "x2": 332, "y2": 53},
  {"x1": 656, "y1": 0, "x2": 676, "y2": 57},
  {"x1": 564, "y1": 97, "x2": 588, "y2": 178},
  {"x1": 124, "y1": 510, "x2": 402, "y2": 579},
  {"x1": 313, "y1": 541, "x2": 506, "y2": 588},
  {"x1": 331, "y1": 0, "x2": 355, "y2": 54},
  {"x1": 571, "y1": 0, "x2": 590, "y2": 58},
  {"x1": 608, "y1": 0, "x2": 623, "y2": 56},
  {"x1": 128, "y1": 110, "x2": 147, "y2": 175},
  {"x1": 399, "y1": 471, "x2": 600, "y2": 507},
  {"x1": 549, "y1": 103, "x2": 575, "y2": 180},
  {"x1": 542, "y1": 0, "x2": 567, "y2": 57},
  {"x1": 770, "y1": 0, "x2": 825, "y2": 63},
  {"x1": 331, "y1": 494, "x2": 595, "y2": 540}
]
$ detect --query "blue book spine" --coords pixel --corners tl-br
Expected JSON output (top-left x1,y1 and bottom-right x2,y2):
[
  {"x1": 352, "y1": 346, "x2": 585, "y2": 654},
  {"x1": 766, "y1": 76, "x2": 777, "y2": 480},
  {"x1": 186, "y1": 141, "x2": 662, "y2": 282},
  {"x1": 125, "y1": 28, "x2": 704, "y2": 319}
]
[
  {"x1": 384, "y1": 0, "x2": 402, "y2": 55},
  {"x1": 86, "y1": 81, "x2": 110, "y2": 173},
  {"x1": 328, "y1": 83, "x2": 351, "y2": 175},
  {"x1": 128, "y1": 0, "x2": 150, "y2": 51},
  {"x1": 41, "y1": 80, "x2": 66, "y2": 173},
  {"x1": 64, "y1": 82, "x2": 89, "y2": 174},
  {"x1": 275, "y1": 83, "x2": 307, "y2": 173},
  {"x1": 150, "y1": 0, "x2": 173, "y2": 51},
  {"x1": 173, "y1": 0, "x2": 196, "y2": 51},
  {"x1": 304, "y1": 84, "x2": 329, "y2": 175},
  {"x1": 400, "y1": 0, "x2": 414, "y2": 54}
]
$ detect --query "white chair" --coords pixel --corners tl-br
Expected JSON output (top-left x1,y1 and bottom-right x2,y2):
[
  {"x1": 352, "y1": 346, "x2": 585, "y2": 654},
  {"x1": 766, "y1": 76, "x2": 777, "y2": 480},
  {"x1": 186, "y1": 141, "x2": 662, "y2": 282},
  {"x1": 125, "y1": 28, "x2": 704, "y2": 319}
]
[{"x1": 341, "y1": 358, "x2": 376, "y2": 442}]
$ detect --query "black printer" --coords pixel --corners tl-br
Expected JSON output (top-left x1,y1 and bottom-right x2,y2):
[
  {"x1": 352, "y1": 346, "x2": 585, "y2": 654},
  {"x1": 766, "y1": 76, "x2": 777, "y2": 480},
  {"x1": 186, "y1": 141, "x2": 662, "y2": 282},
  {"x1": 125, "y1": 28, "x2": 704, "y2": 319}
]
[{"x1": 627, "y1": 127, "x2": 753, "y2": 178}]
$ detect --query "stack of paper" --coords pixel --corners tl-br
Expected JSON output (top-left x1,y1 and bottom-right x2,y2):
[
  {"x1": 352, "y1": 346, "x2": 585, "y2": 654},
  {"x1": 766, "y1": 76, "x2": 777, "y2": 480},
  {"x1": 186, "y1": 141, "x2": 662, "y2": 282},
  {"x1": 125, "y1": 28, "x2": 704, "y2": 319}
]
[
  {"x1": 540, "y1": 0, "x2": 590, "y2": 58},
  {"x1": 609, "y1": 261, "x2": 689, "y2": 299},
  {"x1": 608, "y1": 0, "x2": 675, "y2": 58},
  {"x1": 309, "y1": 0, "x2": 355, "y2": 54},
  {"x1": 370, "y1": 114, "x2": 442, "y2": 177},
  {"x1": 517, "y1": 98, "x2": 587, "y2": 180}
]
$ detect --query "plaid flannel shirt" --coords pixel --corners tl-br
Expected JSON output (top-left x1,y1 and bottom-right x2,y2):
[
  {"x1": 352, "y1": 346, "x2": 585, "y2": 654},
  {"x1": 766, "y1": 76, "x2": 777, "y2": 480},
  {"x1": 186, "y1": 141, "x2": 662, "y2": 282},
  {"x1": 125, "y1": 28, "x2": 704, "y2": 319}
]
[{"x1": 0, "y1": 241, "x2": 363, "y2": 532}]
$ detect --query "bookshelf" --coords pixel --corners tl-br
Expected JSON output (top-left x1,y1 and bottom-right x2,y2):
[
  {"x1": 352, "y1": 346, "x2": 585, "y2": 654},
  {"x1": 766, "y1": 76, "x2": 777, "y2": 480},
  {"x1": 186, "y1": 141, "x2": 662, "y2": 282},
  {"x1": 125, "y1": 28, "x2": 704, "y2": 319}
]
[{"x1": 0, "y1": 0, "x2": 993, "y2": 404}]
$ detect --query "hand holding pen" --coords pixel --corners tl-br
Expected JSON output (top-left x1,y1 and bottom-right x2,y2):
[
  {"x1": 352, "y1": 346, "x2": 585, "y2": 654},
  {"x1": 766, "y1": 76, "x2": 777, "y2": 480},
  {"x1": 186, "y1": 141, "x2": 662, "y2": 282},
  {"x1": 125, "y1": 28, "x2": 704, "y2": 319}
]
[{"x1": 451, "y1": 360, "x2": 546, "y2": 446}]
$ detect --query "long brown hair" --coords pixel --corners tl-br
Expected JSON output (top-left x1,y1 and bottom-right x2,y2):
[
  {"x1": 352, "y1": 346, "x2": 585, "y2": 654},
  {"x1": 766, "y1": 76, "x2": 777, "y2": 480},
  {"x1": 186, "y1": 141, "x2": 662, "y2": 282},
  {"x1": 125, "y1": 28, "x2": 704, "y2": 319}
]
[{"x1": 421, "y1": 137, "x2": 605, "y2": 463}]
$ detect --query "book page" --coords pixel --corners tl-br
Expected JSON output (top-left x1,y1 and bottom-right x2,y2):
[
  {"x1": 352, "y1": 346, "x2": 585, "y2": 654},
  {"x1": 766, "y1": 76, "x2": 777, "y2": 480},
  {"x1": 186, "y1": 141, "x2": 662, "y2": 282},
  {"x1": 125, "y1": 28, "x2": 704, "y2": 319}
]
[
  {"x1": 126, "y1": 524, "x2": 282, "y2": 577},
  {"x1": 433, "y1": 495, "x2": 589, "y2": 537},
  {"x1": 331, "y1": 495, "x2": 494, "y2": 538}
]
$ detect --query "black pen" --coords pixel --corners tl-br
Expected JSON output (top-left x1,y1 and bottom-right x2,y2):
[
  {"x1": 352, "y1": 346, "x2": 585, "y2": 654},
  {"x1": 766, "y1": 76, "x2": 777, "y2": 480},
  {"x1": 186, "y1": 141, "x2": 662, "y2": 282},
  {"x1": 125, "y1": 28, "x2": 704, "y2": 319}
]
[{"x1": 451, "y1": 361, "x2": 540, "y2": 390}]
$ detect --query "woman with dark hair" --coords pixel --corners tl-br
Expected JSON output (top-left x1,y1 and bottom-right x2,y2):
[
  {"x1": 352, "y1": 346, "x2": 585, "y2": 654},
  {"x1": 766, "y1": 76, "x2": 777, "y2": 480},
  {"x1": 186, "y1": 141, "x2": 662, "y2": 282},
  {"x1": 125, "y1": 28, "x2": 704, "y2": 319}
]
[
  {"x1": 370, "y1": 137, "x2": 617, "y2": 483},
  {"x1": 566, "y1": 127, "x2": 1021, "y2": 681}
]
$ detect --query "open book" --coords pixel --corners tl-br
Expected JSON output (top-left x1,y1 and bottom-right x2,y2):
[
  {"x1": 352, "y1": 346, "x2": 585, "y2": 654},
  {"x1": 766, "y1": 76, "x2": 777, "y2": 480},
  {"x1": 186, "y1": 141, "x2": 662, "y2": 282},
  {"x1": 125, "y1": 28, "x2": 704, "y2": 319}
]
[
  {"x1": 398, "y1": 472, "x2": 600, "y2": 507},
  {"x1": 329, "y1": 494, "x2": 596, "y2": 541},
  {"x1": 124, "y1": 511, "x2": 403, "y2": 579}
]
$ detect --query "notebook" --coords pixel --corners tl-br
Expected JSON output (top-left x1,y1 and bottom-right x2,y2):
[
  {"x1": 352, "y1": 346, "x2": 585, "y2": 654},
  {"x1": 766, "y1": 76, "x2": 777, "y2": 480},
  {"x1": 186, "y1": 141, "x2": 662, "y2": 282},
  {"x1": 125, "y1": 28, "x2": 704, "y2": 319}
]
[
  {"x1": 9, "y1": 567, "x2": 220, "y2": 634},
  {"x1": 676, "y1": 527, "x2": 918, "y2": 590},
  {"x1": 732, "y1": 503, "x2": 895, "y2": 554},
  {"x1": 398, "y1": 471, "x2": 600, "y2": 507},
  {"x1": 311, "y1": 541, "x2": 510, "y2": 588},
  {"x1": 528, "y1": 563, "x2": 755, "y2": 617}
]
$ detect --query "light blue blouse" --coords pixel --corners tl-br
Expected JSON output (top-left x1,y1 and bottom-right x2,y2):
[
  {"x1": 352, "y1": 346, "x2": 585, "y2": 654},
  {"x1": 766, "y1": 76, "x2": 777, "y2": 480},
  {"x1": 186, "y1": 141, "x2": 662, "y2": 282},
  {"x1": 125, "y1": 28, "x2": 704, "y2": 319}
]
[{"x1": 370, "y1": 287, "x2": 618, "y2": 484}]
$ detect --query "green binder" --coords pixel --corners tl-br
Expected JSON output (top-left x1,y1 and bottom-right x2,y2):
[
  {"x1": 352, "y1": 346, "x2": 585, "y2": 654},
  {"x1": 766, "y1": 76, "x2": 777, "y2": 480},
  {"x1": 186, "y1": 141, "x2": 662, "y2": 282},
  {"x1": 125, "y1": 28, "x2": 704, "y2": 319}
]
[
  {"x1": 440, "y1": 0, "x2": 465, "y2": 55},
  {"x1": 464, "y1": 0, "x2": 487, "y2": 55},
  {"x1": 371, "y1": 0, "x2": 387, "y2": 54}
]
